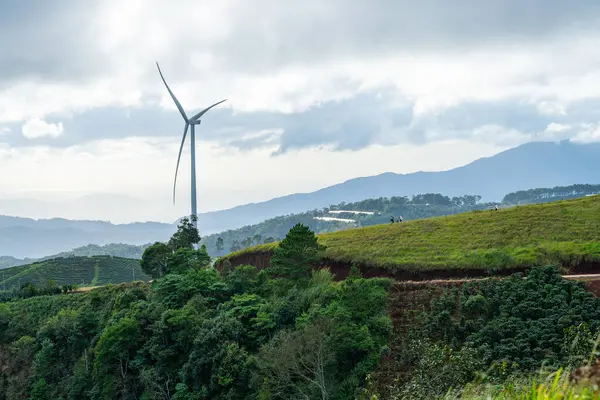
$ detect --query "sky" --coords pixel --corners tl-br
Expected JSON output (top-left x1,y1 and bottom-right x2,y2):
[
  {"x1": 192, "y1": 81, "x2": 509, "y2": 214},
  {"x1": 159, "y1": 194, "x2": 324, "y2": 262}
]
[{"x1": 2, "y1": 0, "x2": 600, "y2": 223}]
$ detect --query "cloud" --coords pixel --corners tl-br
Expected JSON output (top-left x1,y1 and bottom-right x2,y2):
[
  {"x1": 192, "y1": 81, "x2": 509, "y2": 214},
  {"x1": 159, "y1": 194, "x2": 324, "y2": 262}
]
[
  {"x1": 1, "y1": 1, "x2": 600, "y2": 123},
  {"x1": 545, "y1": 123, "x2": 572, "y2": 133},
  {"x1": 22, "y1": 118, "x2": 64, "y2": 139},
  {"x1": 2, "y1": 0, "x2": 600, "y2": 222},
  {"x1": 572, "y1": 123, "x2": 600, "y2": 143},
  {"x1": 537, "y1": 101, "x2": 567, "y2": 116},
  {"x1": 0, "y1": 1, "x2": 102, "y2": 87}
]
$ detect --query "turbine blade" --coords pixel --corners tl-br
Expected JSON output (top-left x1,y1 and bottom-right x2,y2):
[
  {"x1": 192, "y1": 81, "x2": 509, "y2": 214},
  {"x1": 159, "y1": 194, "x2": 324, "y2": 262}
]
[
  {"x1": 190, "y1": 99, "x2": 227, "y2": 121},
  {"x1": 156, "y1": 62, "x2": 188, "y2": 122},
  {"x1": 173, "y1": 122, "x2": 189, "y2": 204}
]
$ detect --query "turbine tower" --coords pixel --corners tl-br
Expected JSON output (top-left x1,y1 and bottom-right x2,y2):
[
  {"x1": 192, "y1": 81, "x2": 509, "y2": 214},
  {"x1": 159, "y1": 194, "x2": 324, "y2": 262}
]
[{"x1": 156, "y1": 62, "x2": 226, "y2": 229}]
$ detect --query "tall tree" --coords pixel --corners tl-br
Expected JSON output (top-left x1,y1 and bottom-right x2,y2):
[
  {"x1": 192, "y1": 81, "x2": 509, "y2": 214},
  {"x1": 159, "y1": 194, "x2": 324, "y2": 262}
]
[
  {"x1": 257, "y1": 318, "x2": 334, "y2": 399},
  {"x1": 268, "y1": 223, "x2": 326, "y2": 280},
  {"x1": 168, "y1": 216, "x2": 201, "y2": 251},
  {"x1": 140, "y1": 242, "x2": 170, "y2": 279}
]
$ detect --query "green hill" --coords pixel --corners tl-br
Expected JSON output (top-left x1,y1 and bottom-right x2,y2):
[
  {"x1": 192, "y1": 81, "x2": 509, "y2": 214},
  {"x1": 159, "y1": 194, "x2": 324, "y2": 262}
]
[
  {"x1": 202, "y1": 193, "x2": 491, "y2": 256},
  {"x1": 221, "y1": 195, "x2": 600, "y2": 274},
  {"x1": 0, "y1": 255, "x2": 150, "y2": 289}
]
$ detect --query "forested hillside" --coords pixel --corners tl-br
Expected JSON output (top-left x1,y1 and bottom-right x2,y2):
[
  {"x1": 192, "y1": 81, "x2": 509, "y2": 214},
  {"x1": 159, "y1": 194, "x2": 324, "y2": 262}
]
[
  {"x1": 0, "y1": 219, "x2": 391, "y2": 399},
  {"x1": 368, "y1": 266, "x2": 600, "y2": 399},
  {"x1": 2, "y1": 220, "x2": 600, "y2": 398}
]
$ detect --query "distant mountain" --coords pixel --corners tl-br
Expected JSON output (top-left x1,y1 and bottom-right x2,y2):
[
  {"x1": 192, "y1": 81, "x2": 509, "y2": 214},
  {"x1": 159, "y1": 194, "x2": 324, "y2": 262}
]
[
  {"x1": 0, "y1": 217, "x2": 174, "y2": 259},
  {"x1": 195, "y1": 140, "x2": 600, "y2": 232},
  {"x1": 0, "y1": 255, "x2": 34, "y2": 269},
  {"x1": 1, "y1": 140, "x2": 598, "y2": 259}
]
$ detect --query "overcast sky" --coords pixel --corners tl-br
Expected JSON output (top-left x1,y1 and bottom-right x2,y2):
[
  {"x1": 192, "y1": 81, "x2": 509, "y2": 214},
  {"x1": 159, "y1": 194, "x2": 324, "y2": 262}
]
[{"x1": 1, "y1": 0, "x2": 600, "y2": 223}]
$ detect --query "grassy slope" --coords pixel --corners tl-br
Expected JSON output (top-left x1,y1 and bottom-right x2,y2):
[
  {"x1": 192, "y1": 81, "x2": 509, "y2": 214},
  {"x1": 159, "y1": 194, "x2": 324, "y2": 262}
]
[
  {"x1": 222, "y1": 196, "x2": 600, "y2": 272},
  {"x1": 0, "y1": 256, "x2": 150, "y2": 288}
]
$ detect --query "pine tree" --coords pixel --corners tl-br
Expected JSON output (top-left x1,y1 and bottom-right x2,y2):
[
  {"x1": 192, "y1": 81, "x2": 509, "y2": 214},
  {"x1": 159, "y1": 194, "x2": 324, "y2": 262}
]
[{"x1": 268, "y1": 223, "x2": 326, "y2": 280}]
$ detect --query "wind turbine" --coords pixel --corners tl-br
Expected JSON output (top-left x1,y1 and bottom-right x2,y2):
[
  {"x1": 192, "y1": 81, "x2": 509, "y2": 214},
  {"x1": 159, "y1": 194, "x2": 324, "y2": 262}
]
[{"x1": 156, "y1": 62, "x2": 226, "y2": 229}]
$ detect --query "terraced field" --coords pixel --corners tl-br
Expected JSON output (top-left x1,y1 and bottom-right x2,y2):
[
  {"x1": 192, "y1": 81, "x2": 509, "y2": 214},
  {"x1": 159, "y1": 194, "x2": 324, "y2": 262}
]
[
  {"x1": 220, "y1": 195, "x2": 600, "y2": 275},
  {"x1": 0, "y1": 256, "x2": 150, "y2": 288}
]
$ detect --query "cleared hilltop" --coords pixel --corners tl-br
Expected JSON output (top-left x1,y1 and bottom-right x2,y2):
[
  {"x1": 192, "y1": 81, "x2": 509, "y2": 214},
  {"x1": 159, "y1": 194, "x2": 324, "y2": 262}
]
[{"x1": 220, "y1": 195, "x2": 600, "y2": 279}]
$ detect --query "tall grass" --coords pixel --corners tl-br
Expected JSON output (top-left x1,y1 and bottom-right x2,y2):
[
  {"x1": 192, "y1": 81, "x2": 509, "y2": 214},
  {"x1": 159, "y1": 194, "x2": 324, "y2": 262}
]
[{"x1": 455, "y1": 368, "x2": 600, "y2": 400}]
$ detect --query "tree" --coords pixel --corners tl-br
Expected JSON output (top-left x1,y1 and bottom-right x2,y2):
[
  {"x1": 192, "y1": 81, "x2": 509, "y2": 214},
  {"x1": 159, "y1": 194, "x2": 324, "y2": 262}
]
[
  {"x1": 140, "y1": 242, "x2": 171, "y2": 279},
  {"x1": 268, "y1": 223, "x2": 326, "y2": 280},
  {"x1": 94, "y1": 317, "x2": 141, "y2": 397},
  {"x1": 263, "y1": 237, "x2": 276, "y2": 244},
  {"x1": 29, "y1": 378, "x2": 51, "y2": 400},
  {"x1": 216, "y1": 237, "x2": 224, "y2": 254},
  {"x1": 256, "y1": 318, "x2": 334, "y2": 400},
  {"x1": 168, "y1": 216, "x2": 201, "y2": 251},
  {"x1": 252, "y1": 234, "x2": 263, "y2": 246},
  {"x1": 167, "y1": 246, "x2": 212, "y2": 274}
]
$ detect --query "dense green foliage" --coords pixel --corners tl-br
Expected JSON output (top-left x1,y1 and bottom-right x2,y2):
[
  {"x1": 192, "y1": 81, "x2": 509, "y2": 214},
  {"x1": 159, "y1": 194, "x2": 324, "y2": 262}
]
[
  {"x1": 0, "y1": 280, "x2": 77, "y2": 301},
  {"x1": 503, "y1": 184, "x2": 600, "y2": 205},
  {"x1": 140, "y1": 217, "x2": 211, "y2": 279},
  {"x1": 269, "y1": 223, "x2": 327, "y2": 280},
  {"x1": 224, "y1": 196, "x2": 600, "y2": 273},
  {"x1": 375, "y1": 266, "x2": 600, "y2": 399},
  {"x1": 0, "y1": 223, "x2": 391, "y2": 399}
]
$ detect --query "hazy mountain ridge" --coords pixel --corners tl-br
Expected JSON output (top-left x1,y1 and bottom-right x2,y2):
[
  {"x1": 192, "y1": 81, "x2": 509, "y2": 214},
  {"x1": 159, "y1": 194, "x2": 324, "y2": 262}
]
[
  {"x1": 193, "y1": 140, "x2": 600, "y2": 232},
  {"x1": 0, "y1": 140, "x2": 598, "y2": 260},
  {"x1": 0, "y1": 218, "x2": 175, "y2": 259}
]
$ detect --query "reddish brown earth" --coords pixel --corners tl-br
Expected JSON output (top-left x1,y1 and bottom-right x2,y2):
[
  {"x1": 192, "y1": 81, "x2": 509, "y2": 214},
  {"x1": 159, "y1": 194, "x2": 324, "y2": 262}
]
[{"x1": 217, "y1": 251, "x2": 600, "y2": 282}]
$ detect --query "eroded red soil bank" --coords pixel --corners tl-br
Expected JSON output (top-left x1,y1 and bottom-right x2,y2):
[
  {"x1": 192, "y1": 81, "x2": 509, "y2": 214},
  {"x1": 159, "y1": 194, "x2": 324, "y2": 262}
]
[{"x1": 217, "y1": 251, "x2": 600, "y2": 282}]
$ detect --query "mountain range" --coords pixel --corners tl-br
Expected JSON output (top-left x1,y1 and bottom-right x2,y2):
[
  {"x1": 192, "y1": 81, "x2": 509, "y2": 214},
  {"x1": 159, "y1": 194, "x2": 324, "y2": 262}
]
[
  {"x1": 193, "y1": 140, "x2": 600, "y2": 232},
  {"x1": 1, "y1": 140, "x2": 598, "y2": 259}
]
